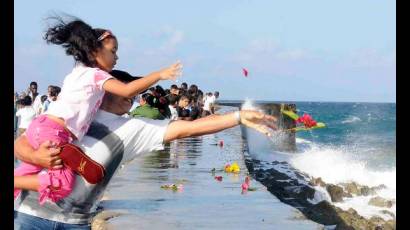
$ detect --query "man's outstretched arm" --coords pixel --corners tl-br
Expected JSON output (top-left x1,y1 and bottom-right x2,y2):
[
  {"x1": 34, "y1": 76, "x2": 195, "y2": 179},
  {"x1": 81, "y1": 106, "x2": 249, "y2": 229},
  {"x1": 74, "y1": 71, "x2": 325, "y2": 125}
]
[{"x1": 163, "y1": 110, "x2": 277, "y2": 143}]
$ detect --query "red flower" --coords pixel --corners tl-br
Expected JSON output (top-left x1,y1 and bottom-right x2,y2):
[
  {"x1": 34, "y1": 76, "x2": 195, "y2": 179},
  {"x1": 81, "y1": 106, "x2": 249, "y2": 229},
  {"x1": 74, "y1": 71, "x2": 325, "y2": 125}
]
[{"x1": 296, "y1": 113, "x2": 317, "y2": 128}]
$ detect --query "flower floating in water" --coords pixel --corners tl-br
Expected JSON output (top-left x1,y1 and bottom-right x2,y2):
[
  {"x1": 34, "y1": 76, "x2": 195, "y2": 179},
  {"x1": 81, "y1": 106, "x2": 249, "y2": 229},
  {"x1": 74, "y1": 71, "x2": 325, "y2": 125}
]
[
  {"x1": 241, "y1": 176, "x2": 257, "y2": 193},
  {"x1": 224, "y1": 162, "x2": 240, "y2": 173},
  {"x1": 296, "y1": 113, "x2": 317, "y2": 128},
  {"x1": 161, "y1": 184, "x2": 184, "y2": 192},
  {"x1": 214, "y1": 176, "x2": 223, "y2": 181},
  {"x1": 241, "y1": 176, "x2": 250, "y2": 192}
]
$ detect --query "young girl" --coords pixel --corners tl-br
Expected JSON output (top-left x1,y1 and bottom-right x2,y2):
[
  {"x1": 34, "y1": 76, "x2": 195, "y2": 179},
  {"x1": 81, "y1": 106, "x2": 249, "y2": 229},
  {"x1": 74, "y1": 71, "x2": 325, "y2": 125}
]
[{"x1": 14, "y1": 16, "x2": 182, "y2": 205}]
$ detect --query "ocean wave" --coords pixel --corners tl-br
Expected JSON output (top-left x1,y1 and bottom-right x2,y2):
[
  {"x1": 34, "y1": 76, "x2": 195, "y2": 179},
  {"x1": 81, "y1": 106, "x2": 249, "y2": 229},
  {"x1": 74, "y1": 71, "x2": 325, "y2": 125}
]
[
  {"x1": 289, "y1": 146, "x2": 396, "y2": 189},
  {"x1": 296, "y1": 138, "x2": 313, "y2": 144},
  {"x1": 341, "y1": 116, "x2": 361, "y2": 124},
  {"x1": 287, "y1": 145, "x2": 396, "y2": 219}
]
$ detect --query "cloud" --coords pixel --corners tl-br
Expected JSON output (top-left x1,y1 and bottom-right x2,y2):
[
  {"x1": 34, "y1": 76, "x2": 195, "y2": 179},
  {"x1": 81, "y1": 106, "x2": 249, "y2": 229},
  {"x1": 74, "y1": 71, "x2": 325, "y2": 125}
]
[
  {"x1": 275, "y1": 49, "x2": 309, "y2": 60},
  {"x1": 230, "y1": 38, "x2": 314, "y2": 77},
  {"x1": 150, "y1": 26, "x2": 185, "y2": 53},
  {"x1": 344, "y1": 48, "x2": 396, "y2": 68},
  {"x1": 14, "y1": 40, "x2": 73, "y2": 92}
]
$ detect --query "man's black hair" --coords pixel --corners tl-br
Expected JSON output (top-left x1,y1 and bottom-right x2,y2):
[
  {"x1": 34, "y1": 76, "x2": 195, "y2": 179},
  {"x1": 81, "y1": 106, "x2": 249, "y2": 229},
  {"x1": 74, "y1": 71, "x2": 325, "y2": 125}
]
[
  {"x1": 109, "y1": 70, "x2": 147, "y2": 94},
  {"x1": 110, "y1": 70, "x2": 142, "y2": 83}
]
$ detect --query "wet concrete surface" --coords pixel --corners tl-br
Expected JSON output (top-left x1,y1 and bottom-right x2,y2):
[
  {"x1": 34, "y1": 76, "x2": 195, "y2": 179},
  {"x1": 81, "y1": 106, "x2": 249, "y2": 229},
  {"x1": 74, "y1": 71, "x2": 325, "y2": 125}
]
[{"x1": 98, "y1": 107, "x2": 323, "y2": 230}]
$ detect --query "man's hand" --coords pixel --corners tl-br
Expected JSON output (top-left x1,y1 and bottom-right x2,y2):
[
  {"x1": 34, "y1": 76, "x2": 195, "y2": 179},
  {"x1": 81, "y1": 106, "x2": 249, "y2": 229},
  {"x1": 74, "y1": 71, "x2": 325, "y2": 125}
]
[
  {"x1": 239, "y1": 110, "x2": 278, "y2": 136},
  {"x1": 32, "y1": 141, "x2": 63, "y2": 169}
]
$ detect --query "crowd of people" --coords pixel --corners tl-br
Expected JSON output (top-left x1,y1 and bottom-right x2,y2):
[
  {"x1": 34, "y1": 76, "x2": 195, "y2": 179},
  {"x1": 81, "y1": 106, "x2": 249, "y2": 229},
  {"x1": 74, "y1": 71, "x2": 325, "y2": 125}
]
[
  {"x1": 14, "y1": 80, "x2": 220, "y2": 138},
  {"x1": 130, "y1": 83, "x2": 220, "y2": 121},
  {"x1": 14, "y1": 82, "x2": 61, "y2": 137}
]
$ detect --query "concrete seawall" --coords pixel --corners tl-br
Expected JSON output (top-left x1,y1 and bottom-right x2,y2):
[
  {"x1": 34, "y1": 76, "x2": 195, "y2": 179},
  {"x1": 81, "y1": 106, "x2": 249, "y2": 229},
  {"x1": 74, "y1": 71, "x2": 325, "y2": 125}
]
[{"x1": 96, "y1": 106, "x2": 323, "y2": 229}]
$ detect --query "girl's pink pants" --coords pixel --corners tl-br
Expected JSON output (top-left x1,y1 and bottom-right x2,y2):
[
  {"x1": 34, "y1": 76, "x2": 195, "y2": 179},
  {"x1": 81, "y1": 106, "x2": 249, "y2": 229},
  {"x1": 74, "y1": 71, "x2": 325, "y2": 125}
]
[{"x1": 14, "y1": 114, "x2": 75, "y2": 205}]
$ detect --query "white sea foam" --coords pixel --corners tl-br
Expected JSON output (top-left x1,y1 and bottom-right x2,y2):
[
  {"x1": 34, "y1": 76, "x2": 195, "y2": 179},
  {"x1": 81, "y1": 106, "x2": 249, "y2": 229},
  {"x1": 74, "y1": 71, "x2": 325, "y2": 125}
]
[
  {"x1": 307, "y1": 185, "x2": 332, "y2": 204},
  {"x1": 296, "y1": 138, "x2": 313, "y2": 144},
  {"x1": 333, "y1": 196, "x2": 396, "y2": 220},
  {"x1": 241, "y1": 98, "x2": 258, "y2": 110},
  {"x1": 341, "y1": 116, "x2": 361, "y2": 124},
  {"x1": 242, "y1": 100, "x2": 396, "y2": 220},
  {"x1": 288, "y1": 144, "x2": 396, "y2": 219},
  {"x1": 289, "y1": 146, "x2": 396, "y2": 190}
]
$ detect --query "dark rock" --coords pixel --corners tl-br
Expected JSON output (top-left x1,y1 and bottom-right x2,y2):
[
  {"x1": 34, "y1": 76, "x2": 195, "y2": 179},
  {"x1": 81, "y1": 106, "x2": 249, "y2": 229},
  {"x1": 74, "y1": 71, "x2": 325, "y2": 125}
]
[
  {"x1": 372, "y1": 184, "x2": 387, "y2": 191},
  {"x1": 360, "y1": 186, "x2": 375, "y2": 196},
  {"x1": 336, "y1": 210, "x2": 368, "y2": 230},
  {"x1": 369, "y1": 216, "x2": 396, "y2": 230},
  {"x1": 343, "y1": 192, "x2": 353, "y2": 198},
  {"x1": 368, "y1": 197, "x2": 394, "y2": 208},
  {"x1": 304, "y1": 201, "x2": 340, "y2": 225},
  {"x1": 380, "y1": 210, "x2": 395, "y2": 219},
  {"x1": 309, "y1": 177, "x2": 326, "y2": 187},
  {"x1": 326, "y1": 184, "x2": 344, "y2": 202},
  {"x1": 346, "y1": 208, "x2": 357, "y2": 215},
  {"x1": 344, "y1": 182, "x2": 360, "y2": 196},
  {"x1": 385, "y1": 219, "x2": 396, "y2": 229},
  {"x1": 245, "y1": 157, "x2": 396, "y2": 230}
]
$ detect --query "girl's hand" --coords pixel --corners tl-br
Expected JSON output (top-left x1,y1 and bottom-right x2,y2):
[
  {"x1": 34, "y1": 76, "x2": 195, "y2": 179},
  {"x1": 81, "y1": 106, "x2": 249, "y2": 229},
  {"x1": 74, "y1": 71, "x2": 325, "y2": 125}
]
[
  {"x1": 159, "y1": 61, "x2": 183, "y2": 81},
  {"x1": 239, "y1": 110, "x2": 278, "y2": 136}
]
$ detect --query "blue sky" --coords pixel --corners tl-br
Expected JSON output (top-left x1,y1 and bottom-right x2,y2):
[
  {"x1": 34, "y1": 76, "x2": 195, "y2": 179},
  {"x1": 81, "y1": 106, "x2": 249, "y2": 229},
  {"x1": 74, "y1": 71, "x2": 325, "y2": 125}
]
[{"x1": 14, "y1": 0, "x2": 395, "y2": 102}]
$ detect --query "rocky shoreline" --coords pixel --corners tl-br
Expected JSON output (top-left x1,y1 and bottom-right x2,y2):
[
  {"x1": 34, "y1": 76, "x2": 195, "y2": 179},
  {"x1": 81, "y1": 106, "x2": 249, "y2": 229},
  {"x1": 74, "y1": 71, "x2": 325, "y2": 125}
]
[{"x1": 244, "y1": 158, "x2": 396, "y2": 230}]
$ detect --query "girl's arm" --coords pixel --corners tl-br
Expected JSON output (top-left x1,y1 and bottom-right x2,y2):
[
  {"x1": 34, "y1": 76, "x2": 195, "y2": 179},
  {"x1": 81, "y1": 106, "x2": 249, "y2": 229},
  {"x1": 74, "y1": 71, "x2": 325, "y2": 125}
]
[
  {"x1": 103, "y1": 62, "x2": 182, "y2": 98},
  {"x1": 163, "y1": 110, "x2": 277, "y2": 143}
]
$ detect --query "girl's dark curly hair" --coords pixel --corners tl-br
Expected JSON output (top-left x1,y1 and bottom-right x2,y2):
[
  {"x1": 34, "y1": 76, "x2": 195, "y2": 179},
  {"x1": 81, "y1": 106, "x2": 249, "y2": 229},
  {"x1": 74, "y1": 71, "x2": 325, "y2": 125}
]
[{"x1": 44, "y1": 15, "x2": 115, "y2": 67}]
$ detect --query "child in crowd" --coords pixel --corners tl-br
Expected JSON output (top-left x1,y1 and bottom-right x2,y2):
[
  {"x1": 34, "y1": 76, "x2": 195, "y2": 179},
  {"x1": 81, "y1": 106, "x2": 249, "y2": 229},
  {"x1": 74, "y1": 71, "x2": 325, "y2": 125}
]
[
  {"x1": 14, "y1": 15, "x2": 182, "y2": 205},
  {"x1": 167, "y1": 94, "x2": 179, "y2": 120},
  {"x1": 176, "y1": 94, "x2": 191, "y2": 120}
]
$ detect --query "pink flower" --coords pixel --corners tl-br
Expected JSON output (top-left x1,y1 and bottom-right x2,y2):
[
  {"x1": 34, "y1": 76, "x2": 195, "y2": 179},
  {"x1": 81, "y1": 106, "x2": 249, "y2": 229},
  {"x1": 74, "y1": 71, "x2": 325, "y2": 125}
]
[
  {"x1": 242, "y1": 68, "x2": 248, "y2": 77},
  {"x1": 241, "y1": 176, "x2": 251, "y2": 191},
  {"x1": 241, "y1": 182, "x2": 249, "y2": 191},
  {"x1": 214, "y1": 176, "x2": 223, "y2": 181}
]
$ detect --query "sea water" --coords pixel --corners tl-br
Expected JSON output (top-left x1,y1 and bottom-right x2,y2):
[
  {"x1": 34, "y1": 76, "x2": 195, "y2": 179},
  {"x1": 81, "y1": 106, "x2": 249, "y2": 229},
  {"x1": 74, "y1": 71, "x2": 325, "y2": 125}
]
[{"x1": 243, "y1": 100, "x2": 396, "y2": 220}]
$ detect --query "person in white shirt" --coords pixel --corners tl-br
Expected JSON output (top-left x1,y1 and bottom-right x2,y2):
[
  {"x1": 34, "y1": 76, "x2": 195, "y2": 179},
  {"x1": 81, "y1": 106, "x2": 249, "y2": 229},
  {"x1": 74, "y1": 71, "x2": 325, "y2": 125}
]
[
  {"x1": 210, "y1": 91, "x2": 219, "y2": 114},
  {"x1": 40, "y1": 86, "x2": 60, "y2": 114},
  {"x1": 26, "y1": 82, "x2": 39, "y2": 103},
  {"x1": 15, "y1": 96, "x2": 36, "y2": 137},
  {"x1": 167, "y1": 94, "x2": 179, "y2": 120},
  {"x1": 202, "y1": 92, "x2": 215, "y2": 117}
]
